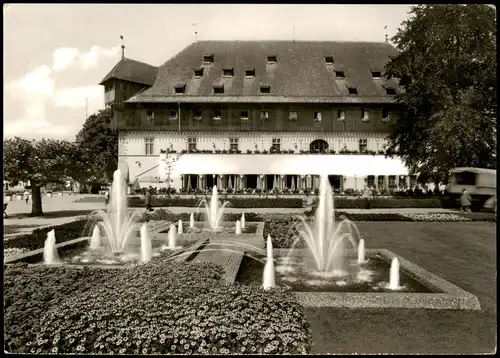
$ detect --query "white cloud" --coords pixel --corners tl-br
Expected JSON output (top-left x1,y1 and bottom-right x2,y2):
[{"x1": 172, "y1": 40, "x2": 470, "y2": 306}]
[
  {"x1": 5, "y1": 43, "x2": 117, "y2": 140},
  {"x1": 54, "y1": 85, "x2": 103, "y2": 109},
  {"x1": 52, "y1": 47, "x2": 80, "y2": 71},
  {"x1": 52, "y1": 45, "x2": 121, "y2": 72},
  {"x1": 6, "y1": 65, "x2": 55, "y2": 98}
]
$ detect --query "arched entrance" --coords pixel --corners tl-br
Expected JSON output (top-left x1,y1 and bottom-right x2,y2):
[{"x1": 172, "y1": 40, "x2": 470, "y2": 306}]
[{"x1": 310, "y1": 139, "x2": 329, "y2": 153}]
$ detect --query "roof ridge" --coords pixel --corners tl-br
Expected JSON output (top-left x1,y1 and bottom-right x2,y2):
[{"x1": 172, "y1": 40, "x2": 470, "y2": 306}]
[{"x1": 195, "y1": 39, "x2": 390, "y2": 44}]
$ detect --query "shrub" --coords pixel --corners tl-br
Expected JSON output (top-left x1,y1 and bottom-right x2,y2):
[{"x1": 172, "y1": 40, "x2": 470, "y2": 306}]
[
  {"x1": 4, "y1": 264, "x2": 121, "y2": 353},
  {"x1": 310, "y1": 197, "x2": 442, "y2": 210},
  {"x1": 3, "y1": 218, "x2": 96, "y2": 251},
  {"x1": 18, "y1": 261, "x2": 312, "y2": 355},
  {"x1": 129, "y1": 197, "x2": 303, "y2": 208}
]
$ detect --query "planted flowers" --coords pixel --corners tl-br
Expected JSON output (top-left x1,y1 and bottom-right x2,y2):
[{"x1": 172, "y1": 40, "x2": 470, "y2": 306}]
[{"x1": 7, "y1": 261, "x2": 312, "y2": 355}]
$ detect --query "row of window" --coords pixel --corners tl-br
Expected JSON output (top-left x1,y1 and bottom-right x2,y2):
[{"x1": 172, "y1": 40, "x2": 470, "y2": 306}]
[
  {"x1": 367, "y1": 175, "x2": 418, "y2": 188},
  {"x1": 145, "y1": 138, "x2": 375, "y2": 155},
  {"x1": 175, "y1": 82, "x2": 396, "y2": 95},
  {"x1": 201, "y1": 54, "x2": 385, "y2": 79},
  {"x1": 145, "y1": 109, "x2": 391, "y2": 122}
]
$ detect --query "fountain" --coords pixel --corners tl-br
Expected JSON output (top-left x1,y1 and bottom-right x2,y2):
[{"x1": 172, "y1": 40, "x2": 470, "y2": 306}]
[
  {"x1": 202, "y1": 186, "x2": 230, "y2": 231},
  {"x1": 89, "y1": 225, "x2": 101, "y2": 250},
  {"x1": 262, "y1": 235, "x2": 276, "y2": 290},
  {"x1": 357, "y1": 239, "x2": 366, "y2": 264},
  {"x1": 388, "y1": 257, "x2": 401, "y2": 290},
  {"x1": 140, "y1": 223, "x2": 153, "y2": 262},
  {"x1": 241, "y1": 213, "x2": 246, "y2": 229},
  {"x1": 43, "y1": 230, "x2": 59, "y2": 264},
  {"x1": 91, "y1": 169, "x2": 141, "y2": 254},
  {"x1": 289, "y1": 175, "x2": 358, "y2": 278},
  {"x1": 190, "y1": 213, "x2": 195, "y2": 229},
  {"x1": 161, "y1": 224, "x2": 182, "y2": 250},
  {"x1": 178, "y1": 220, "x2": 183, "y2": 235},
  {"x1": 235, "y1": 220, "x2": 242, "y2": 235}
]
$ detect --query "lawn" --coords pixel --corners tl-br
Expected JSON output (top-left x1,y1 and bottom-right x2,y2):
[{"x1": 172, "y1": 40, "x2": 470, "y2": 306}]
[{"x1": 305, "y1": 221, "x2": 496, "y2": 354}]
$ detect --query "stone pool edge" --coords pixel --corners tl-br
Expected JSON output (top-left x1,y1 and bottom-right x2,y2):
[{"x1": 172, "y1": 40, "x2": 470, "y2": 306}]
[{"x1": 225, "y1": 248, "x2": 481, "y2": 310}]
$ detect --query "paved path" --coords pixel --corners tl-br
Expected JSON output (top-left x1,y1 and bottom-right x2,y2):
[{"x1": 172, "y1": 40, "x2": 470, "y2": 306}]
[{"x1": 4, "y1": 194, "x2": 459, "y2": 237}]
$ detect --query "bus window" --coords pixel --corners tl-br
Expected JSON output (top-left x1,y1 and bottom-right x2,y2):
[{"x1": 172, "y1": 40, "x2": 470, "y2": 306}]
[{"x1": 454, "y1": 171, "x2": 477, "y2": 185}]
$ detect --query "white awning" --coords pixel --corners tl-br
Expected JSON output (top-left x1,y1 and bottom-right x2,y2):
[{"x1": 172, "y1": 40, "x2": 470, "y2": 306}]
[{"x1": 170, "y1": 154, "x2": 408, "y2": 177}]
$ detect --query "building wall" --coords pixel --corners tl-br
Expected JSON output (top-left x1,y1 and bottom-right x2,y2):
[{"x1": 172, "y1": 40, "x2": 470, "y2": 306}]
[
  {"x1": 119, "y1": 130, "x2": 395, "y2": 189},
  {"x1": 114, "y1": 103, "x2": 399, "y2": 133}
]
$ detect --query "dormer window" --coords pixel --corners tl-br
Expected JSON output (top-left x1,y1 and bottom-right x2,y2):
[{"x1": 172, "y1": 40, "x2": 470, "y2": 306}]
[
  {"x1": 361, "y1": 110, "x2": 369, "y2": 122},
  {"x1": 260, "y1": 85, "x2": 271, "y2": 94},
  {"x1": 347, "y1": 86, "x2": 358, "y2": 95},
  {"x1": 337, "y1": 110, "x2": 345, "y2": 121},
  {"x1": 240, "y1": 111, "x2": 249, "y2": 121},
  {"x1": 335, "y1": 70, "x2": 345, "y2": 78},
  {"x1": 213, "y1": 85, "x2": 224, "y2": 94},
  {"x1": 325, "y1": 56, "x2": 334, "y2": 65},
  {"x1": 203, "y1": 54, "x2": 214, "y2": 64},
  {"x1": 146, "y1": 111, "x2": 155, "y2": 121},
  {"x1": 245, "y1": 69, "x2": 255, "y2": 78},
  {"x1": 385, "y1": 87, "x2": 397, "y2": 95},
  {"x1": 169, "y1": 111, "x2": 178, "y2": 121},
  {"x1": 289, "y1": 111, "x2": 298, "y2": 121},
  {"x1": 382, "y1": 108, "x2": 390, "y2": 121},
  {"x1": 260, "y1": 111, "x2": 269, "y2": 120},
  {"x1": 371, "y1": 71, "x2": 382, "y2": 78},
  {"x1": 267, "y1": 55, "x2": 277, "y2": 64},
  {"x1": 194, "y1": 68, "x2": 204, "y2": 78},
  {"x1": 223, "y1": 68, "x2": 234, "y2": 77},
  {"x1": 174, "y1": 84, "x2": 186, "y2": 94}
]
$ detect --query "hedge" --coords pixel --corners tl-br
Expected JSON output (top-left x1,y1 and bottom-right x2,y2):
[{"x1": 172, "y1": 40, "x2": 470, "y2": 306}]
[
  {"x1": 11, "y1": 261, "x2": 312, "y2": 355},
  {"x1": 3, "y1": 219, "x2": 96, "y2": 252},
  {"x1": 128, "y1": 197, "x2": 304, "y2": 208},
  {"x1": 311, "y1": 197, "x2": 443, "y2": 209}
]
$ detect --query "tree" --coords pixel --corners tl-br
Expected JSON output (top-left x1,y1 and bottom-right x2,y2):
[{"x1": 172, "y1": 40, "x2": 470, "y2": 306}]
[
  {"x1": 384, "y1": 4, "x2": 496, "y2": 185},
  {"x1": 4, "y1": 137, "x2": 82, "y2": 216},
  {"x1": 76, "y1": 109, "x2": 118, "y2": 184}
]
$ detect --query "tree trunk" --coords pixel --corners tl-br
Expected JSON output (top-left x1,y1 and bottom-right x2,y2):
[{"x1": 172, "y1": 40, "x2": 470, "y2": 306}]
[{"x1": 31, "y1": 182, "x2": 44, "y2": 216}]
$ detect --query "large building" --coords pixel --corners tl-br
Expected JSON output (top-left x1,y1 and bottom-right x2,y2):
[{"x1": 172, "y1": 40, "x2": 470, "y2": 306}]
[{"x1": 99, "y1": 40, "x2": 417, "y2": 192}]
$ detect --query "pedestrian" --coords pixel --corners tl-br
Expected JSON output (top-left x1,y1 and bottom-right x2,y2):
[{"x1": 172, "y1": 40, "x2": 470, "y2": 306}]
[
  {"x1": 460, "y1": 188, "x2": 472, "y2": 213},
  {"x1": 24, "y1": 190, "x2": 30, "y2": 205},
  {"x1": 104, "y1": 188, "x2": 110, "y2": 209},
  {"x1": 362, "y1": 186, "x2": 371, "y2": 209},
  {"x1": 145, "y1": 187, "x2": 153, "y2": 212}
]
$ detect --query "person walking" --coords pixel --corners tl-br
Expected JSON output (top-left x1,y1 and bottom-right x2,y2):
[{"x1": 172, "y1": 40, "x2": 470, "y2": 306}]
[
  {"x1": 104, "y1": 188, "x2": 110, "y2": 209},
  {"x1": 460, "y1": 188, "x2": 472, "y2": 213},
  {"x1": 24, "y1": 190, "x2": 30, "y2": 205},
  {"x1": 145, "y1": 187, "x2": 153, "y2": 212},
  {"x1": 362, "y1": 186, "x2": 371, "y2": 209}
]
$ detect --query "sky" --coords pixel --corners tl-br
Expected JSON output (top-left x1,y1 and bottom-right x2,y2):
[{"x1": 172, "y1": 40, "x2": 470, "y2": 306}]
[{"x1": 4, "y1": 4, "x2": 413, "y2": 141}]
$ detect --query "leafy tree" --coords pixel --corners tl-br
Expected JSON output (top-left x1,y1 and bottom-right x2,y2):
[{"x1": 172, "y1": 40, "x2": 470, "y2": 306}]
[
  {"x1": 384, "y1": 4, "x2": 496, "y2": 185},
  {"x1": 4, "y1": 137, "x2": 81, "y2": 216},
  {"x1": 76, "y1": 109, "x2": 118, "y2": 184}
]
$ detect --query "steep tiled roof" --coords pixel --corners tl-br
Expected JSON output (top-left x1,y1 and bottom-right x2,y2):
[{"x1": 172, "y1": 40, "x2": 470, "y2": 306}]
[
  {"x1": 99, "y1": 58, "x2": 158, "y2": 86},
  {"x1": 127, "y1": 41, "x2": 399, "y2": 103}
]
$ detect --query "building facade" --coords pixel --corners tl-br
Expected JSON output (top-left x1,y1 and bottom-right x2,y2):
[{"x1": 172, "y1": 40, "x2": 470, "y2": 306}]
[{"x1": 100, "y1": 40, "x2": 416, "y2": 192}]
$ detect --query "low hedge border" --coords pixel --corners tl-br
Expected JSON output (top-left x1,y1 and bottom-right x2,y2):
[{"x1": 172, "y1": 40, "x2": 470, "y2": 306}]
[
  {"x1": 128, "y1": 197, "x2": 304, "y2": 208},
  {"x1": 3, "y1": 219, "x2": 96, "y2": 252},
  {"x1": 9, "y1": 261, "x2": 312, "y2": 355},
  {"x1": 312, "y1": 197, "x2": 443, "y2": 209}
]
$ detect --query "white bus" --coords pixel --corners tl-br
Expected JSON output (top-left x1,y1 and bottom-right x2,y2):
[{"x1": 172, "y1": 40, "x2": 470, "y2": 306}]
[{"x1": 445, "y1": 167, "x2": 496, "y2": 211}]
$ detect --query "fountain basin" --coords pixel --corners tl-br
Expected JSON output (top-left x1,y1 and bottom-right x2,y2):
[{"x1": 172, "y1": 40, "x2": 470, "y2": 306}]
[{"x1": 232, "y1": 248, "x2": 481, "y2": 310}]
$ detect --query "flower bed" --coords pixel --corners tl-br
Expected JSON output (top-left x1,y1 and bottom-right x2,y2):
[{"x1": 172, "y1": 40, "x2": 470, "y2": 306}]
[
  {"x1": 4, "y1": 264, "x2": 122, "y2": 353},
  {"x1": 128, "y1": 197, "x2": 304, "y2": 208},
  {"x1": 10, "y1": 261, "x2": 312, "y2": 355}
]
